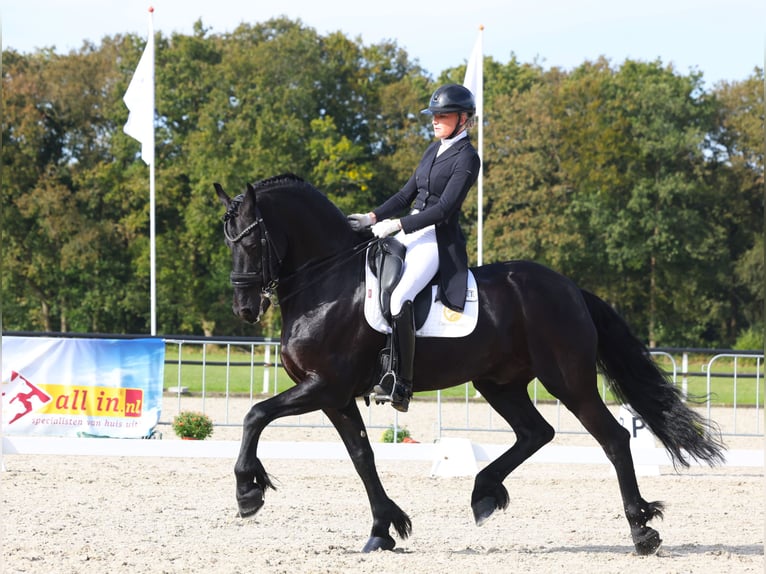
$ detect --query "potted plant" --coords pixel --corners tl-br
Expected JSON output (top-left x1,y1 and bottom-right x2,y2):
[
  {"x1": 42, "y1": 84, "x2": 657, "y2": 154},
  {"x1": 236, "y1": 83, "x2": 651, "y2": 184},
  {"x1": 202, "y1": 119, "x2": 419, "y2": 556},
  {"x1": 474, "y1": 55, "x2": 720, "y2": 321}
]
[
  {"x1": 172, "y1": 410, "x2": 214, "y2": 440},
  {"x1": 381, "y1": 425, "x2": 413, "y2": 443}
]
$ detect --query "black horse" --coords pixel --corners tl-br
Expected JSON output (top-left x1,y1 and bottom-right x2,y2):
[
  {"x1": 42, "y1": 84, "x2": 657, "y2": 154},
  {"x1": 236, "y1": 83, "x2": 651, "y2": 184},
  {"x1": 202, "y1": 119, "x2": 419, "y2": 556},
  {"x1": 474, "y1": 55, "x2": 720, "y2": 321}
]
[{"x1": 214, "y1": 174, "x2": 724, "y2": 555}]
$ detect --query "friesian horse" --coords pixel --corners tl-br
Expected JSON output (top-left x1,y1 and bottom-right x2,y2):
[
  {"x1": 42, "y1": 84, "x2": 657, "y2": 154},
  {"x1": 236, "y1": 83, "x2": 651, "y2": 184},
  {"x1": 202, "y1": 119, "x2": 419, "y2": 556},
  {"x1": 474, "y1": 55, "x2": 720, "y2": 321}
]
[{"x1": 214, "y1": 174, "x2": 724, "y2": 555}]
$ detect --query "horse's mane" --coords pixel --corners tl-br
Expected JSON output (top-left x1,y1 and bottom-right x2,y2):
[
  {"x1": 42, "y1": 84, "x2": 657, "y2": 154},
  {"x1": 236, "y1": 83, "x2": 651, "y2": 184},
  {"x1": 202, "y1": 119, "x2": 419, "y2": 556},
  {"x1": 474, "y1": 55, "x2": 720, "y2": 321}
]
[
  {"x1": 252, "y1": 173, "x2": 350, "y2": 229},
  {"x1": 251, "y1": 173, "x2": 308, "y2": 192}
]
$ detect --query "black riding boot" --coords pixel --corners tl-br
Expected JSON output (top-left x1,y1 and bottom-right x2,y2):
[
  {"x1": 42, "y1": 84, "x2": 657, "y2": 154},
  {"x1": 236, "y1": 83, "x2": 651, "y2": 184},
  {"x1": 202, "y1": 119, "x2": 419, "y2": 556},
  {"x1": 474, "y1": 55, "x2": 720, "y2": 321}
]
[{"x1": 373, "y1": 300, "x2": 415, "y2": 412}]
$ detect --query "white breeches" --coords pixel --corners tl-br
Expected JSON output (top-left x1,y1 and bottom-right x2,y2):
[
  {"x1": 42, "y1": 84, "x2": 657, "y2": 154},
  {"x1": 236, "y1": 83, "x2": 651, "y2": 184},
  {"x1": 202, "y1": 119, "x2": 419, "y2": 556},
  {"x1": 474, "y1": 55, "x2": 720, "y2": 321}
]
[{"x1": 390, "y1": 225, "x2": 439, "y2": 315}]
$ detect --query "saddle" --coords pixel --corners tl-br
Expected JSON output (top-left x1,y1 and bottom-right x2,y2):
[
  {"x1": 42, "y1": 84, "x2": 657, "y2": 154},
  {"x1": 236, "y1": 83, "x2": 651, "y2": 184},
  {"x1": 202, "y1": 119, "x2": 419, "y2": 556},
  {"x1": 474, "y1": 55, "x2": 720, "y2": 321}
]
[
  {"x1": 364, "y1": 240, "x2": 479, "y2": 338},
  {"x1": 367, "y1": 237, "x2": 434, "y2": 330}
]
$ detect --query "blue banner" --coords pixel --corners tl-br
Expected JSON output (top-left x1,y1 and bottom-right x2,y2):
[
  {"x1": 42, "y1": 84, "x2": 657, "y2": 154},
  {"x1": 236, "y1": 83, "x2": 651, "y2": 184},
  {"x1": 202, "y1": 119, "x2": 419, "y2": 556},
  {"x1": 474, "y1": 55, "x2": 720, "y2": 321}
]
[{"x1": 2, "y1": 336, "x2": 164, "y2": 438}]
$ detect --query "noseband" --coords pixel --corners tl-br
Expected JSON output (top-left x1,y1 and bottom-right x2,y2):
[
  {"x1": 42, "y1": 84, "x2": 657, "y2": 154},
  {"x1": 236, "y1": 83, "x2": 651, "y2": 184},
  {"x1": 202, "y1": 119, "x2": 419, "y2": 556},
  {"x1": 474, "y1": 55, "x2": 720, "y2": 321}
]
[{"x1": 222, "y1": 195, "x2": 281, "y2": 299}]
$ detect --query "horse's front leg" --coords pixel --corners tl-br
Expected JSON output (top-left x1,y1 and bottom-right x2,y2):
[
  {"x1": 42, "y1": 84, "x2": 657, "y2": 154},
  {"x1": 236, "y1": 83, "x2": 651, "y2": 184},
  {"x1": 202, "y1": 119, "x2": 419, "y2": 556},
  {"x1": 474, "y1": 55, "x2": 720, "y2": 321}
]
[
  {"x1": 323, "y1": 402, "x2": 412, "y2": 552},
  {"x1": 235, "y1": 377, "x2": 331, "y2": 517}
]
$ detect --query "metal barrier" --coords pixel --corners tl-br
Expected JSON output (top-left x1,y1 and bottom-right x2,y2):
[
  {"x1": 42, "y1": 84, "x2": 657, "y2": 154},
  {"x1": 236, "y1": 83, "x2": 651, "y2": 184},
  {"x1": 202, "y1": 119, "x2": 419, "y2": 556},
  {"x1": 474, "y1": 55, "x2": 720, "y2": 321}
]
[
  {"x1": 160, "y1": 341, "x2": 763, "y2": 439},
  {"x1": 161, "y1": 337, "x2": 408, "y2": 439},
  {"x1": 433, "y1": 351, "x2": 680, "y2": 437},
  {"x1": 164, "y1": 337, "x2": 281, "y2": 425},
  {"x1": 704, "y1": 353, "x2": 762, "y2": 436},
  {"x1": 433, "y1": 351, "x2": 765, "y2": 439}
]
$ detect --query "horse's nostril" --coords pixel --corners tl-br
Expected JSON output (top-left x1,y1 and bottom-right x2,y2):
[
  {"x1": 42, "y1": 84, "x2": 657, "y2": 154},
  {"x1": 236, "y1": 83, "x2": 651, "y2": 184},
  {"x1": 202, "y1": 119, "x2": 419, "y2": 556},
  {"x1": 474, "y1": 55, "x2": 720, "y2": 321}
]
[{"x1": 239, "y1": 307, "x2": 258, "y2": 323}]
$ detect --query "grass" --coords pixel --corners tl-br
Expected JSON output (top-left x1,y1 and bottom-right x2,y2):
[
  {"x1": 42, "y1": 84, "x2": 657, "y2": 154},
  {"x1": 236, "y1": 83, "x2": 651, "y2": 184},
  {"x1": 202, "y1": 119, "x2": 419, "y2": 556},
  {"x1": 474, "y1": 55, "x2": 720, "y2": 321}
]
[{"x1": 163, "y1": 345, "x2": 764, "y2": 407}]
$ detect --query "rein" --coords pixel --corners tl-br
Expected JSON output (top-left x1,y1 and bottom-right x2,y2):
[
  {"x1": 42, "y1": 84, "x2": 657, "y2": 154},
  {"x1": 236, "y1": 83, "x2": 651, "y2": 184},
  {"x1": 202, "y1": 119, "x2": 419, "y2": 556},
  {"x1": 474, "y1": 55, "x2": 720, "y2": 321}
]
[
  {"x1": 276, "y1": 237, "x2": 377, "y2": 305},
  {"x1": 223, "y1": 200, "x2": 376, "y2": 305}
]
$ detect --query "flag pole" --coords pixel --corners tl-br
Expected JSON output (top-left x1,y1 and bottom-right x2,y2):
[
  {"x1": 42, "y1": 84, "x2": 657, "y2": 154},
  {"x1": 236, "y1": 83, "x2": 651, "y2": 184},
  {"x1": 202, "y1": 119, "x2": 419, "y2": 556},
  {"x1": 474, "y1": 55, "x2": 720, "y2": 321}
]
[
  {"x1": 148, "y1": 7, "x2": 156, "y2": 337},
  {"x1": 149, "y1": 160, "x2": 156, "y2": 336},
  {"x1": 463, "y1": 26, "x2": 484, "y2": 266},
  {"x1": 123, "y1": 6, "x2": 157, "y2": 335},
  {"x1": 476, "y1": 26, "x2": 484, "y2": 267}
]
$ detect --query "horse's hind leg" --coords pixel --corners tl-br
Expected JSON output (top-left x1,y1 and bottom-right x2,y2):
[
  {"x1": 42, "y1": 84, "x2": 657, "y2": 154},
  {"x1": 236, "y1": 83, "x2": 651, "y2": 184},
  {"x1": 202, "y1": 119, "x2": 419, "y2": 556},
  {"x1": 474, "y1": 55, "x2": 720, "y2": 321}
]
[
  {"x1": 323, "y1": 403, "x2": 412, "y2": 552},
  {"x1": 471, "y1": 379, "x2": 555, "y2": 526},
  {"x1": 563, "y1": 391, "x2": 664, "y2": 554},
  {"x1": 530, "y1": 318, "x2": 663, "y2": 555}
]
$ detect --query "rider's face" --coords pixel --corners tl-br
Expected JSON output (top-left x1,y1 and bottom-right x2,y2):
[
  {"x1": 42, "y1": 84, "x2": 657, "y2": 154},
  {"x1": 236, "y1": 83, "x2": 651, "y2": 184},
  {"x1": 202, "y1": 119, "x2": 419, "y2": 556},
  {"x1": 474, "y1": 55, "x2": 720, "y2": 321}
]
[{"x1": 432, "y1": 112, "x2": 462, "y2": 140}]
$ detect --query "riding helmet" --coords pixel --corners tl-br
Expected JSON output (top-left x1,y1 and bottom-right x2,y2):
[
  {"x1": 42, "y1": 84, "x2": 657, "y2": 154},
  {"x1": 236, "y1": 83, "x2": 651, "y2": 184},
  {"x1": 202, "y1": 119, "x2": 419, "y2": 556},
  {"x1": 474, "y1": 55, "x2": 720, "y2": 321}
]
[{"x1": 422, "y1": 84, "x2": 476, "y2": 116}]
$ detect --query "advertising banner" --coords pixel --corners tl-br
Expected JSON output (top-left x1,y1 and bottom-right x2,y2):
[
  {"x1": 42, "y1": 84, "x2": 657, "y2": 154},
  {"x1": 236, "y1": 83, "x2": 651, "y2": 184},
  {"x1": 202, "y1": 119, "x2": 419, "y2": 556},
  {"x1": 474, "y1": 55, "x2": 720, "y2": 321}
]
[{"x1": 2, "y1": 336, "x2": 164, "y2": 438}]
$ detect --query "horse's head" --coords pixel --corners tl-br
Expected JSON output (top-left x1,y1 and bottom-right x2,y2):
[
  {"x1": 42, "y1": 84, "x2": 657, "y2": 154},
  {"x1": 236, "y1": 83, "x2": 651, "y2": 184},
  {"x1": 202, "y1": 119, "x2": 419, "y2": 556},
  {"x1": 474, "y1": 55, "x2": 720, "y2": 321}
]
[
  {"x1": 215, "y1": 182, "x2": 281, "y2": 323},
  {"x1": 217, "y1": 174, "x2": 365, "y2": 324}
]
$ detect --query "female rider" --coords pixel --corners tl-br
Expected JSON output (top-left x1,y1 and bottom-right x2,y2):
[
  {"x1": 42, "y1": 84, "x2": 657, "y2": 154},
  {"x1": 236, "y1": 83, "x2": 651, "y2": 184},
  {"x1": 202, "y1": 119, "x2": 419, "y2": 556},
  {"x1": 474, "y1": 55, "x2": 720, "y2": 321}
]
[{"x1": 348, "y1": 84, "x2": 480, "y2": 412}]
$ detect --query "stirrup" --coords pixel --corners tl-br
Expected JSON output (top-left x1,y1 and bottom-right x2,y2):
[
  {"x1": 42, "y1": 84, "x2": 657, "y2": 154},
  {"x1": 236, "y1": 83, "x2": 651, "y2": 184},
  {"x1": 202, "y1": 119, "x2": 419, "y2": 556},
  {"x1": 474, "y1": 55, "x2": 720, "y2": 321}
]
[
  {"x1": 373, "y1": 371, "x2": 397, "y2": 402},
  {"x1": 373, "y1": 372, "x2": 411, "y2": 412}
]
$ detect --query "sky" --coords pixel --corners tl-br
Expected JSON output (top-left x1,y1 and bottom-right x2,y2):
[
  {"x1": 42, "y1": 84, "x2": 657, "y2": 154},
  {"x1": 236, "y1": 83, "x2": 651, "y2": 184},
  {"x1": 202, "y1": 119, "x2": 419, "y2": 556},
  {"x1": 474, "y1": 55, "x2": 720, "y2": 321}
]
[{"x1": 2, "y1": 0, "x2": 764, "y2": 89}]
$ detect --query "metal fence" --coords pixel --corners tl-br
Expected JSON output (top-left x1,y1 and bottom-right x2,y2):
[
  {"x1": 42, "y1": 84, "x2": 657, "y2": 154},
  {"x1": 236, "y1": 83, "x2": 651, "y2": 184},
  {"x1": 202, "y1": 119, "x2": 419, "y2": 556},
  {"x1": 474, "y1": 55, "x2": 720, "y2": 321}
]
[{"x1": 159, "y1": 337, "x2": 764, "y2": 439}]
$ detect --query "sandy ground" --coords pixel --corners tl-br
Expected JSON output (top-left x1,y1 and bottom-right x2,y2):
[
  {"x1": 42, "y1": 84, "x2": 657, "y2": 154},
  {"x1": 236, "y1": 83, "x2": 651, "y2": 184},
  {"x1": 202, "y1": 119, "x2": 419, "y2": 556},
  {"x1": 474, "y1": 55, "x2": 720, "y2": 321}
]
[{"x1": 2, "y1": 399, "x2": 763, "y2": 573}]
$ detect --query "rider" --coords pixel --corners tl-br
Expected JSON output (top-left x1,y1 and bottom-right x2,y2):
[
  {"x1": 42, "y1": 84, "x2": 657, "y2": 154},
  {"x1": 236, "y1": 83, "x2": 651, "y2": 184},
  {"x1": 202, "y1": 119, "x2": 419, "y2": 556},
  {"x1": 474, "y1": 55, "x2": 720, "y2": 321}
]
[{"x1": 348, "y1": 84, "x2": 481, "y2": 412}]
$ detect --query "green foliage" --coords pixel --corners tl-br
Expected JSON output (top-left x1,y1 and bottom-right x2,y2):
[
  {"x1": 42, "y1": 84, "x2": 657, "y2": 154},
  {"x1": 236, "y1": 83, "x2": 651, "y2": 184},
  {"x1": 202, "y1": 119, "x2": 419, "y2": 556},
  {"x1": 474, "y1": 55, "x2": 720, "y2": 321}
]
[
  {"x1": 381, "y1": 425, "x2": 411, "y2": 443},
  {"x1": 733, "y1": 327, "x2": 764, "y2": 352},
  {"x1": 1, "y1": 19, "x2": 762, "y2": 348},
  {"x1": 2, "y1": 40, "x2": 150, "y2": 332},
  {"x1": 308, "y1": 116, "x2": 374, "y2": 213},
  {"x1": 480, "y1": 57, "x2": 762, "y2": 347}
]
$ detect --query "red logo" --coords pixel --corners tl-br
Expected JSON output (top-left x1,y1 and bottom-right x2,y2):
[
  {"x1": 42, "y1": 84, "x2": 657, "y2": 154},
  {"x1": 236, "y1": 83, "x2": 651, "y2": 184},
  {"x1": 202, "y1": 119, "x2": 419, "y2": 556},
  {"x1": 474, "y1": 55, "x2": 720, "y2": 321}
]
[{"x1": 3, "y1": 371, "x2": 52, "y2": 424}]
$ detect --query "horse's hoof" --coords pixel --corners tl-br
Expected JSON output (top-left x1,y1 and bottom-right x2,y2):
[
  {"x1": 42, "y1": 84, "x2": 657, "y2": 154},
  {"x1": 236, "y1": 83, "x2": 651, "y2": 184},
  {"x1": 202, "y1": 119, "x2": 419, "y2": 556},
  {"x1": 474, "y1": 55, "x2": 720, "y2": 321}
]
[
  {"x1": 237, "y1": 485, "x2": 265, "y2": 518},
  {"x1": 633, "y1": 527, "x2": 662, "y2": 555},
  {"x1": 361, "y1": 535, "x2": 396, "y2": 553},
  {"x1": 472, "y1": 496, "x2": 497, "y2": 526}
]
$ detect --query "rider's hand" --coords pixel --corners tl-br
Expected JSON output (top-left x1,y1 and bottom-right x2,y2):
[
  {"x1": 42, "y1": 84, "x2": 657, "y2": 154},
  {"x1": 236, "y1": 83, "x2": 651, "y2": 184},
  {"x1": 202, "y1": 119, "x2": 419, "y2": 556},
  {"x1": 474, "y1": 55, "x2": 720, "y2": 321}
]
[
  {"x1": 371, "y1": 219, "x2": 401, "y2": 238},
  {"x1": 347, "y1": 213, "x2": 374, "y2": 232}
]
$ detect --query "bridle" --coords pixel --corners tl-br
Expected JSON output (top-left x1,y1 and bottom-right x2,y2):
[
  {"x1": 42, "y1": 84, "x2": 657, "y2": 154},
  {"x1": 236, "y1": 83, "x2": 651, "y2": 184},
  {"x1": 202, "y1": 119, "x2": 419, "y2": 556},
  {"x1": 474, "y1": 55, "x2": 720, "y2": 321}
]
[
  {"x1": 222, "y1": 195, "x2": 376, "y2": 306},
  {"x1": 222, "y1": 195, "x2": 281, "y2": 300}
]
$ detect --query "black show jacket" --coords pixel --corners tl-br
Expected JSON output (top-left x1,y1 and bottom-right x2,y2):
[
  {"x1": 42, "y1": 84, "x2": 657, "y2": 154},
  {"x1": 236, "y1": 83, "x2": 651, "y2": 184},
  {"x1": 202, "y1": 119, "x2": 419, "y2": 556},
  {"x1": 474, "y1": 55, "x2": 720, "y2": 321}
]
[{"x1": 373, "y1": 136, "x2": 480, "y2": 312}]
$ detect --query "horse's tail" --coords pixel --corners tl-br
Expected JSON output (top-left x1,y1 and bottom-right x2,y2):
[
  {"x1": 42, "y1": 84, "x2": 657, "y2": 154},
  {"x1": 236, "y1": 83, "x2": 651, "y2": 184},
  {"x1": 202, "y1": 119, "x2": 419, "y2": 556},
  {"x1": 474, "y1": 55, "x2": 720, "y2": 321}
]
[{"x1": 580, "y1": 289, "x2": 726, "y2": 468}]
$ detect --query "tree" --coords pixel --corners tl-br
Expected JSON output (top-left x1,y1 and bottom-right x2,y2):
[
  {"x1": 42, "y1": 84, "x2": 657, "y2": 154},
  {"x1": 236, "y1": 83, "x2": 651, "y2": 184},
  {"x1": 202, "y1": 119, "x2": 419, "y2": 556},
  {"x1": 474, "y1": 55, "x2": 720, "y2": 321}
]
[
  {"x1": 152, "y1": 18, "x2": 427, "y2": 336},
  {"x1": 3, "y1": 21, "x2": 762, "y2": 346},
  {"x1": 479, "y1": 58, "x2": 742, "y2": 346},
  {"x1": 481, "y1": 68, "x2": 582, "y2": 271},
  {"x1": 3, "y1": 41, "x2": 151, "y2": 332},
  {"x1": 554, "y1": 59, "x2": 725, "y2": 345},
  {"x1": 712, "y1": 69, "x2": 765, "y2": 338}
]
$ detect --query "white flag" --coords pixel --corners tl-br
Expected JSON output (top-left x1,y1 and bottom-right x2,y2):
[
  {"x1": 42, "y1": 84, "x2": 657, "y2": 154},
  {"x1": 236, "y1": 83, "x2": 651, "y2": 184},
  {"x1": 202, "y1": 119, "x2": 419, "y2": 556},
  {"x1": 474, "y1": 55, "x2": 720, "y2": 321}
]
[
  {"x1": 463, "y1": 26, "x2": 483, "y2": 121},
  {"x1": 123, "y1": 16, "x2": 155, "y2": 166}
]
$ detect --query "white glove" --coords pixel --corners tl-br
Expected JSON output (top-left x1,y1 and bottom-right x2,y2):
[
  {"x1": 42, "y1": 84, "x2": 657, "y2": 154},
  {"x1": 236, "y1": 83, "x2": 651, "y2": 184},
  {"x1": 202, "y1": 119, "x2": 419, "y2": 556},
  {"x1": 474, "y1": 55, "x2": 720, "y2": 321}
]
[
  {"x1": 347, "y1": 213, "x2": 373, "y2": 231},
  {"x1": 371, "y1": 219, "x2": 401, "y2": 238}
]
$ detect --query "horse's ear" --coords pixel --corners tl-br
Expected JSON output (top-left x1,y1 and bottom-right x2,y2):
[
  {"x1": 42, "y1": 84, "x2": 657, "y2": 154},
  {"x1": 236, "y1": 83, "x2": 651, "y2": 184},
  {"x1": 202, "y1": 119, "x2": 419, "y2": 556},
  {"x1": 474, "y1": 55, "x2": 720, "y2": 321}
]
[
  {"x1": 214, "y1": 183, "x2": 230, "y2": 207},
  {"x1": 240, "y1": 182, "x2": 257, "y2": 211}
]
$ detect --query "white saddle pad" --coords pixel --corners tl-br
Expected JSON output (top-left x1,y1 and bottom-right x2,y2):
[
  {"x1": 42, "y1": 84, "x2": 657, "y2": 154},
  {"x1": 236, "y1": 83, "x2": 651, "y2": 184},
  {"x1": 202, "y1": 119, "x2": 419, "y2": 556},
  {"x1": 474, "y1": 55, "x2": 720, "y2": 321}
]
[{"x1": 363, "y1": 263, "x2": 479, "y2": 338}]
